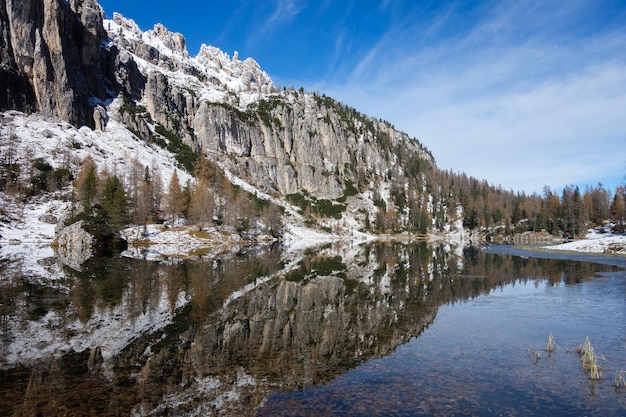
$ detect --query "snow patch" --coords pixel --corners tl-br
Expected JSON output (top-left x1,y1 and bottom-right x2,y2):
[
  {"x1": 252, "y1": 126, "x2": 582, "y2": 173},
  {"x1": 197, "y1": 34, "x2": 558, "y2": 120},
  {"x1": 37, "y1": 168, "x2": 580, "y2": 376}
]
[{"x1": 542, "y1": 229, "x2": 626, "y2": 254}]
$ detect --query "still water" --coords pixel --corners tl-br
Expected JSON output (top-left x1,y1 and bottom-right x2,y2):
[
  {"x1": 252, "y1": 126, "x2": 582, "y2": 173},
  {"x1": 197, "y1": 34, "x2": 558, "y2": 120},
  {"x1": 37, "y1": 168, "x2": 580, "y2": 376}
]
[{"x1": 0, "y1": 242, "x2": 624, "y2": 416}]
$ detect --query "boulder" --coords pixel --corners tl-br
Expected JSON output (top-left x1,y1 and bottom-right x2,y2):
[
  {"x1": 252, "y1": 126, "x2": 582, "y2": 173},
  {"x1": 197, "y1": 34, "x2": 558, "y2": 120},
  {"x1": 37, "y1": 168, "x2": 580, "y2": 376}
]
[{"x1": 55, "y1": 220, "x2": 93, "y2": 270}]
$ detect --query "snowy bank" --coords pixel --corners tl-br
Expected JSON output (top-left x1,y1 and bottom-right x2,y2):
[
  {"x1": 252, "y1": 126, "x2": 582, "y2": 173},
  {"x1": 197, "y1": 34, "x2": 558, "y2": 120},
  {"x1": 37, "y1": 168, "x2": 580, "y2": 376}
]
[
  {"x1": 542, "y1": 230, "x2": 626, "y2": 255},
  {"x1": 120, "y1": 224, "x2": 262, "y2": 261}
]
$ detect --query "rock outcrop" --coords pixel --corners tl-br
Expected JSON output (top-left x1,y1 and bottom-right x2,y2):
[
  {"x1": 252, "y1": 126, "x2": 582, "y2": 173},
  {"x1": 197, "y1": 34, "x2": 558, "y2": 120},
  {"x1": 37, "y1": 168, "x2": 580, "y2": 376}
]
[
  {"x1": 0, "y1": 0, "x2": 109, "y2": 128},
  {"x1": 55, "y1": 220, "x2": 93, "y2": 270}
]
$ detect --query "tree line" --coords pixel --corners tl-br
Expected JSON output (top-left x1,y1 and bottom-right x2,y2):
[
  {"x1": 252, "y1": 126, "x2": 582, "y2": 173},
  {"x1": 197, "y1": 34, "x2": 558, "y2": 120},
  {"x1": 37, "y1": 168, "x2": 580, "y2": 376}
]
[
  {"x1": 2, "y1": 130, "x2": 623, "y2": 242},
  {"x1": 66, "y1": 156, "x2": 282, "y2": 249},
  {"x1": 421, "y1": 169, "x2": 626, "y2": 237}
]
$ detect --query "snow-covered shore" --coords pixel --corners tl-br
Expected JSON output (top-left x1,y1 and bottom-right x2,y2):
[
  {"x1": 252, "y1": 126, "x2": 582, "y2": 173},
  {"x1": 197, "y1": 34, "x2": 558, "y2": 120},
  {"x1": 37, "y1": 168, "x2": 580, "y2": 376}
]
[
  {"x1": 541, "y1": 229, "x2": 626, "y2": 255},
  {"x1": 2, "y1": 188, "x2": 625, "y2": 263}
]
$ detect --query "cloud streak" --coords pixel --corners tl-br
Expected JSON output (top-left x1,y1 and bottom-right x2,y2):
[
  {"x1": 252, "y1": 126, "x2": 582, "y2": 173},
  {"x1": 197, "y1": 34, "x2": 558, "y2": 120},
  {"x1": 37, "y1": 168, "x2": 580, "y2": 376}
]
[
  {"x1": 316, "y1": 1, "x2": 626, "y2": 193},
  {"x1": 253, "y1": 0, "x2": 306, "y2": 44},
  {"x1": 97, "y1": 0, "x2": 626, "y2": 193}
]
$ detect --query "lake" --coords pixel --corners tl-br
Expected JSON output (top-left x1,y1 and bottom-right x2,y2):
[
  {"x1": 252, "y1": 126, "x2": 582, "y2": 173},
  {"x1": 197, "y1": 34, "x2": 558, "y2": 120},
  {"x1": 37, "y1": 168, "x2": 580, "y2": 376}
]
[{"x1": 0, "y1": 242, "x2": 624, "y2": 416}]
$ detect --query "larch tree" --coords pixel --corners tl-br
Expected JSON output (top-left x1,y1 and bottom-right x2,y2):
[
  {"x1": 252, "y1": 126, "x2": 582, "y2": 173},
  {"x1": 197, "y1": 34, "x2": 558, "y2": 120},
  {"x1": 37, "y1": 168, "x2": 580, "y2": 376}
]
[
  {"x1": 74, "y1": 156, "x2": 98, "y2": 210},
  {"x1": 165, "y1": 170, "x2": 185, "y2": 224},
  {"x1": 128, "y1": 158, "x2": 143, "y2": 224},
  {"x1": 149, "y1": 162, "x2": 164, "y2": 220},
  {"x1": 263, "y1": 202, "x2": 283, "y2": 238},
  {"x1": 188, "y1": 158, "x2": 225, "y2": 228},
  {"x1": 590, "y1": 183, "x2": 610, "y2": 225},
  {"x1": 189, "y1": 180, "x2": 214, "y2": 230},
  {"x1": 544, "y1": 187, "x2": 561, "y2": 234},
  {"x1": 583, "y1": 188, "x2": 594, "y2": 226},
  {"x1": 136, "y1": 166, "x2": 157, "y2": 232}
]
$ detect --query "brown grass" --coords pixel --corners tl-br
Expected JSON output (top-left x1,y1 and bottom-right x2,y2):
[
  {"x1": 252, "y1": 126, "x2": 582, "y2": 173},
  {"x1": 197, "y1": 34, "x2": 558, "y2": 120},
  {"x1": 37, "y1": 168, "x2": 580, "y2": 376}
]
[
  {"x1": 578, "y1": 336, "x2": 602, "y2": 380},
  {"x1": 130, "y1": 239, "x2": 154, "y2": 247},
  {"x1": 546, "y1": 333, "x2": 559, "y2": 353},
  {"x1": 188, "y1": 230, "x2": 215, "y2": 239}
]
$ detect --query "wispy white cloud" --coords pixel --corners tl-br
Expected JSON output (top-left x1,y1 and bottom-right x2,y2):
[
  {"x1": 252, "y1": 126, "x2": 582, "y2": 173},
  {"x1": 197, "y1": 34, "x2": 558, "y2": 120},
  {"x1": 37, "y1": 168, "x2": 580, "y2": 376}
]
[
  {"x1": 255, "y1": 0, "x2": 306, "y2": 41},
  {"x1": 316, "y1": 1, "x2": 626, "y2": 193},
  {"x1": 404, "y1": 62, "x2": 626, "y2": 191}
]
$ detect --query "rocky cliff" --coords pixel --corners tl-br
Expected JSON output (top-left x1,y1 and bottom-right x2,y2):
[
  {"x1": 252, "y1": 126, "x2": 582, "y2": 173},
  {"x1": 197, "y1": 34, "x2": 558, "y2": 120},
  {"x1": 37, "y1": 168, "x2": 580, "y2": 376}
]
[
  {"x1": 0, "y1": 0, "x2": 438, "y2": 232},
  {"x1": 102, "y1": 12, "x2": 434, "y2": 199},
  {"x1": 0, "y1": 0, "x2": 108, "y2": 127}
]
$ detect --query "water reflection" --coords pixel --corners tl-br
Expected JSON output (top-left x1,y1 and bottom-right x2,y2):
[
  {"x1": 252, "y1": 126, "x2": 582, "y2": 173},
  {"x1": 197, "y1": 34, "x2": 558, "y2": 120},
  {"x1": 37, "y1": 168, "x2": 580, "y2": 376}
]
[{"x1": 0, "y1": 242, "x2": 621, "y2": 415}]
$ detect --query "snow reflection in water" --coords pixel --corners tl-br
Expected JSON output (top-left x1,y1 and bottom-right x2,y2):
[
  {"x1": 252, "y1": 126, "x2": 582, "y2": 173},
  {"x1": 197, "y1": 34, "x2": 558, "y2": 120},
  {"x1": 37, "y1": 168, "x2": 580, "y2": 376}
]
[{"x1": 0, "y1": 243, "x2": 624, "y2": 416}]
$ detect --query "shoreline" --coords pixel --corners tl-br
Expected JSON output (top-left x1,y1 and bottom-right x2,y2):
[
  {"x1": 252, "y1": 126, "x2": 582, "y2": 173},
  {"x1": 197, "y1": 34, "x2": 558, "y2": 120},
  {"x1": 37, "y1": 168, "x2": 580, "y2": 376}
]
[{"x1": 482, "y1": 243, "x2": 626, "y2": 268}]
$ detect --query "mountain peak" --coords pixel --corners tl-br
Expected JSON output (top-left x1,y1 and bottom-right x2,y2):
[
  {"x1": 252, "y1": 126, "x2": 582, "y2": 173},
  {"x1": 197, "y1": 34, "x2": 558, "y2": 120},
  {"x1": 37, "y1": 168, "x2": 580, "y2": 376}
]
[
  {"x1": 194, "y1": 44, "x2": 274, "y2": 95},
  {"x1": 111, "y1": 12, "x2": 141, "y2": 35},
  {"x1": 149, "y1": 23, "x2": 187, "y2": 55},
  {"x1": 104, "y1": 15, "x2": 274, "y2": 103}
]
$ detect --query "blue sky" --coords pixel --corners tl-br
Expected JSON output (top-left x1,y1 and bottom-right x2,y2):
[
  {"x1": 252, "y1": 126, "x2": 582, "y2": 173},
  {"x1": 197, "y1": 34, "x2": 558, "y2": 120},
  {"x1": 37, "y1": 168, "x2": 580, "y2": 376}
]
[{"x1": 98, "y1": 0, "x2": 626, "y2": 195}]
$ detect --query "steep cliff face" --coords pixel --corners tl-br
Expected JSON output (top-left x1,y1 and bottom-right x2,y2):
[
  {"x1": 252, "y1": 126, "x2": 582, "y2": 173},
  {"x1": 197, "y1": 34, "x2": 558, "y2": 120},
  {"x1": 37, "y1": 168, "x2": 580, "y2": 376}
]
[
  {"x1": 191, "y1": 95, "x2": 431, "y2": 198},
  {"x1": 104, "y1": 13, "x2": 434, "y2": 198},
  {"x1": 0, "y1": 0, "x2": 108, "y2": 128},
  {"x1": 0, "y1": 1, "x2": 437, "y2": 225}
]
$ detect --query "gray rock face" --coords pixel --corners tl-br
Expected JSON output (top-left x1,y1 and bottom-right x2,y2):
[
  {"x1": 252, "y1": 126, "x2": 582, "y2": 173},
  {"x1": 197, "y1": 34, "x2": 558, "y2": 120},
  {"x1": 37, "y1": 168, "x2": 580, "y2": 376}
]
[
  {"x1": 150, "y1": 23, "x2": 186, "y2": 55},
  {"x1": 55, "y1": 220, "x2": 93, "y2": 270},
  {"x1": 0, "y1": 0, "x2": 106, "y2": 127},
  {"x1": 93, "y1": 103, "x2": 107, "y2": 131},
  {"x1": 1, "y1": 0, "x2": 434, "y2": 202},
  {"x1": 105, "y1": 45, "x2": 146, "y2": 101},
  {"x1": 188, "y1": 95, "x2": 431, "y2": 197},
  {"x1": 144, "y1": 71, "x2": 196, "y2": 144}
]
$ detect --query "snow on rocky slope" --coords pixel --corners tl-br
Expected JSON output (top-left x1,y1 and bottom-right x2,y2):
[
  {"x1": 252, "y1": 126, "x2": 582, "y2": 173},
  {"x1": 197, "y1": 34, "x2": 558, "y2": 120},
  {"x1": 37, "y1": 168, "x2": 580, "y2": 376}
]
[
  {"x1": 0, "y1": 108, "x2": 190, "y2": 247},
  {"x1": 0, "y1": 108, "x2": 369, "y2": 263},
  {"x1": 105, "y1": 12, "x2": 275, "y2": 109},
  {"x1": 0, "y1": 108, "x2": 192, "y2": 195}
]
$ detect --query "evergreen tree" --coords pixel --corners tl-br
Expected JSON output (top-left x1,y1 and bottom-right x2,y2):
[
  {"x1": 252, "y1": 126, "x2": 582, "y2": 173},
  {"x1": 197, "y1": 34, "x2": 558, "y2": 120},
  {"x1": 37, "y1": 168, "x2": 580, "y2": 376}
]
[
  {"x1": 101, "y1": 175, "x2": 129, "y2": 234},
  {"x1": 561, "y1": 185, "x2": 585, "y2": 237},
  {"x1": 611, "y1": 188, "x2": 625, "y2": 232}
]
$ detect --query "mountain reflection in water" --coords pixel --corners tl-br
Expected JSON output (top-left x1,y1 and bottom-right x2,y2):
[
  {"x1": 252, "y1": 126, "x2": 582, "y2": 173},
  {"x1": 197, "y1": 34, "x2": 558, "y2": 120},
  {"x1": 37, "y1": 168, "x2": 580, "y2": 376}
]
[{"x1": 0, "y1": 242, "x2": 624, "y2": 416}]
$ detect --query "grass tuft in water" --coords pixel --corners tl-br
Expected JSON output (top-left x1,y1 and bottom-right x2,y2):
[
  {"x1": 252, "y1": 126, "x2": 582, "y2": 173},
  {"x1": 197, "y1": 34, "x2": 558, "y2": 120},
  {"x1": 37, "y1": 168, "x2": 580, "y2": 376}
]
[
  {"x1": 546, "y1": 333, "x2": 559, "y2": 353},
  {"x1": 577, "y1": 336, "x2": 602, "y2": 380},
  {"x1": 527, "y1": 348, "x2": 541, "y2": 363},
  {"x1": 615, "y1": 370, "x2": 626, "y2": 388}
]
